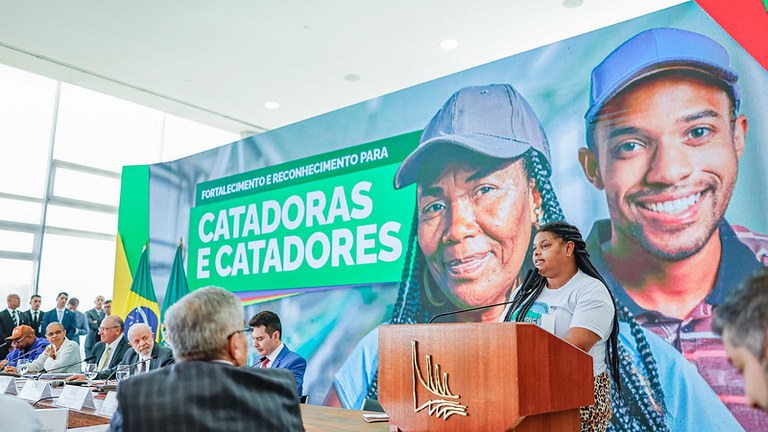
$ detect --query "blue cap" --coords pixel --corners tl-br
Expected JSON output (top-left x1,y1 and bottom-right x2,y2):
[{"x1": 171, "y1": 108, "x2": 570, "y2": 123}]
[
  {"x1": 394, "y1": 84, "x2": 550, "y2": 189},
  {"x1": 586, "y1": 28, "x2": 740, "y2": 124}
]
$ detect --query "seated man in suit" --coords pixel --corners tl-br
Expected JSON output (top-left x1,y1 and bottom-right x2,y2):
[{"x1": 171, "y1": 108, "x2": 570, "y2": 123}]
[
  {"x1": 121, "y1": 323, "x2": 174, "y2": 375},
  {"x1": 1, "y1": 325, "x2": 49, "y2": 371},
  {"x1": 39, "y1": 292, "x2": 78, "y2": 342},
  {"x1": 249, "y1": 310, "x2": 307, "y2": 396},
  {"x1": 67, "y1": 315, "x2": 130, "y2": 381},
  {"x1": 109, "y1": 287, "x2": 303, "y2": 432}
]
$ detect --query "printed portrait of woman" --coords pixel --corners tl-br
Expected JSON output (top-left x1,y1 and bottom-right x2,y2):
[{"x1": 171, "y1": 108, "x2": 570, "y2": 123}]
[{"x1": 329, "y1": 83, "x2": 738, "y2": 432}]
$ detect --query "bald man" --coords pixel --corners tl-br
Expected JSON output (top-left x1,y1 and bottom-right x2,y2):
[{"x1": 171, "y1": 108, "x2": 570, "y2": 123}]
[{"x1": 0, "y1": 294, "x2": 28, "y2": 359}]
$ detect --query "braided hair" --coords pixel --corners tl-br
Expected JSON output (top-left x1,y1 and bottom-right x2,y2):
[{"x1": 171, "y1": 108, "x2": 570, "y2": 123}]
[
  {"x1": 506, "y1": 221, "x2": 621, "y2": 392},
  {"x1": 609, "y1": 306, "x2": 669, "y2": 431},
  {"x1": 364, "y1": 156, "x2": 668, "y2": 431},
  {"x1": 505, "y1": 221, "x2": 669, "y2": 431},
  {"x1": 366, "y1": 147, "x2": 562, "y2": 398}
]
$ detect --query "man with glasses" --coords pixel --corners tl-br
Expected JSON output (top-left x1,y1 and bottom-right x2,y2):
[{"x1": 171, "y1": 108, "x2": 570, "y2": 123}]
[
  {"x1": 121, "y1": 323, "x2": 174, "y2": 375},
  {"x1": 109, "y1": 287, "x2": 303, "y2": 432},
  {"x1": 0, "y1": 325, "x2": 49, "y2": 372},
  {"x1": 39, "y1": 292, "x2": 78, "y2": 342},
  {"x1": 90, "y1": 315, "x2": 130, "y2": 379}
]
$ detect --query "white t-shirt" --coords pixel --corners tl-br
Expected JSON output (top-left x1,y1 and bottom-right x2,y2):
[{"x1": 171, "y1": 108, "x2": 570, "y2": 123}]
[{"x1": 507, "y1": 270, "x2": 614, "y2": 376}]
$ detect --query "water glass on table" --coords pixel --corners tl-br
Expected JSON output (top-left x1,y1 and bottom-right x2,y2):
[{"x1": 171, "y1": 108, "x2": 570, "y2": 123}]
[
  {"x1": 116, "y1": 365, "x2": 130, "y2": 383},
  {"x1": 84, "y1": 363, "x2": 97, "y2": 386},
  {"x1": 16, "y1": 359, "x2": 29, "y2": 376}
]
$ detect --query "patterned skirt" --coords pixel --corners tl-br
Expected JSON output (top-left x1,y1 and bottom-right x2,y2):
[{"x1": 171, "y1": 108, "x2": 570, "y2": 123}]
[{"x1": 579, "y1": 371, "x2": 612, "y2": 431}]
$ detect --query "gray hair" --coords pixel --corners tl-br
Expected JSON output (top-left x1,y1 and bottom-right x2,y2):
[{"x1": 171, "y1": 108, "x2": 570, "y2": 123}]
[
  {"x1": 713, "y1": 269, "x2": 768, "y2": 359},
  {"x1": 46, "y1": 322, "x2": 64, "y2": 333},
  {"x1": 127, "y1": 323, "x2": 153, "y2": 339},
  {"x1": 164, "y1": 287, "x2": 244, "y2": 362},
  {"x1": 104, "y1": 314, "x2": 124, "y2": 333}
]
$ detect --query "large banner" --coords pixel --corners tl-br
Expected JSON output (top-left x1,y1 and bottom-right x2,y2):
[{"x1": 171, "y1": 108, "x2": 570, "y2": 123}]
[
  {"x1": 128, "y1": 3, "x2": 767, "y2": 431},
  {"x1": 187, "y1": 133, "x2": 418, "y2": 292}
]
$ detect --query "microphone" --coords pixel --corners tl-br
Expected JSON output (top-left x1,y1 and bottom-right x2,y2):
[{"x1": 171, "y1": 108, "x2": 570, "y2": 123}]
[
  {"x1": 34, "y1": 355, "x2": 96, "y2": 378},
  {"x1": 103, "y1": 356, "x2": 156, "y2": 384},
  {"x1": 428, "y1": 269, "x2": 534, "y2": 324}
]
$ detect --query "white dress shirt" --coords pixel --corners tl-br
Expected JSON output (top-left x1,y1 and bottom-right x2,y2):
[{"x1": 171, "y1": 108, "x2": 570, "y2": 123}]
[{"x1": 28, "y1": 338, "x2": 82, "y2": 373}]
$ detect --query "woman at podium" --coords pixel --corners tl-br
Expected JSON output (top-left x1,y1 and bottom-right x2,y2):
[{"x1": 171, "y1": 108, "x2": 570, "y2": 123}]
[
  {"x1": 331, "y1": 84, "x2": 734, "y2": 432},
  {"x1": 505, "y1": 221, "x2": 618, "y2": 431}
]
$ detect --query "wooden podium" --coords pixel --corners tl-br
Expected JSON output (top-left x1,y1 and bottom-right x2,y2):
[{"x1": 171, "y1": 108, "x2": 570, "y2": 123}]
[{"x1": 378, "y1": 322, "x2": 594, "y2": 432}]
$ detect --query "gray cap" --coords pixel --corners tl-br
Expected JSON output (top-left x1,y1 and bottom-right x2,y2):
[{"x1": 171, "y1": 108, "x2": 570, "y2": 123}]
[{"x1": 394, "y1": 84, "x2": 550, "y2": 189}]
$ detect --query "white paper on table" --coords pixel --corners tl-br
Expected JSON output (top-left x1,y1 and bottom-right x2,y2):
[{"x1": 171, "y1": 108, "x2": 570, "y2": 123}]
[{"x1": 55, "y1": 384, "x2": 96, "y2": 410}]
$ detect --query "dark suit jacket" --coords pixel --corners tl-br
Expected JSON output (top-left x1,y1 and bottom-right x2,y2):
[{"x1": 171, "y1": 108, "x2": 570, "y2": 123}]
[
  {"x1": 271, "y1": 345, "x2": 307, "y2": 396},
  {"x1": 0, "y1": 309, "x2": 29, "y2": 359},
  {"x1": 22, "y1": 309, "x2": 43, "y2": 338},
  {"x1": 121, "y1": 343, "x2": 175, "y2": 375},
  {"x1": 84, "y1": 308, "x2": 105, "y2": 355},
  {"x1": 91, "y1": 335, "x2": 130, "y2": 379},
  {"x1": 39, "y1": 309, "x2": 78, "y2": 341},
  {"x1": 109, "y1": 361, "x2": 304, "y2": 432}
]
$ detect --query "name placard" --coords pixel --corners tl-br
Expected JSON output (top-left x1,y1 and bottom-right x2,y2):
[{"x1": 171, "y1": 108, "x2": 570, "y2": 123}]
[
  {"x1": 18, "y1": 380, "x2": 52, "y2": 402},
  {"x1": 55, "y1": 384, "x2": 96, "y2": 410},
  {"x1": 0, "y1": 376, "x2": 17, "y2": 394},
  {"x1": 98, "y1": 391, "x2": 119, "y2": 418},
  {"x1": 37, "y1": 408, "x2": 69, "y2": 432}
]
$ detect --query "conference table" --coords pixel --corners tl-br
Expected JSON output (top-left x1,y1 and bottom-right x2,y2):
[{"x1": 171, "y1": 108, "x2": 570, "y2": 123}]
[{"x1": 20, "y1": 379, "x2": 389, "y2": 431}]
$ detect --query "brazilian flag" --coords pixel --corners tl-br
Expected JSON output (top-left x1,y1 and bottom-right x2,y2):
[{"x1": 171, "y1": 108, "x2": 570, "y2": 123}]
[
  {"x1": 160, "y1": 244, "x2": 190, "y2": 344},
  {"x1": 124, "y1": 246, "x2": 161, "y2": 340}
]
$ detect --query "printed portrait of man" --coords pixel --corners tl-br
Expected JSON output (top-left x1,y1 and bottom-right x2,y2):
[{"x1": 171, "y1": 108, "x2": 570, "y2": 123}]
[{"x1": 578, "y1": 27, "x2": 768, "y2": 429}]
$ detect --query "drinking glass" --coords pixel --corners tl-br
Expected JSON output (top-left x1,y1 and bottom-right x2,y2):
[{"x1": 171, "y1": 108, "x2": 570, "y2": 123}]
[
  {"x1": 115, "y1": 366, "x2": 129, "y2": 383},
  {"x1": 16, "y1": 359, "x2": 29, "y2": 376},
  {"x1": 84, "y1": 363, "x2": 98, "y2": 387}
]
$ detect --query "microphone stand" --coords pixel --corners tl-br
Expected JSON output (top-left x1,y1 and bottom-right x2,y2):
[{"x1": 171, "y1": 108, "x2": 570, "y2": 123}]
[
  {"x1": 98, "y1": 356, "x2": 155, "y2": 392},
  {"x1": 428, "y1": 269, "x2": 534, "y2": 324},
  {"x1": 31, "y1": 356, "x2": 96, "y2": 380}
]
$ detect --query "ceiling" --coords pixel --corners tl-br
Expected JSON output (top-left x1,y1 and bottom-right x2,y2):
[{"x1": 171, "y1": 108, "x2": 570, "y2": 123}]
[{"x1": 0, "y1": 0, "x2": 686, "y2": 137}]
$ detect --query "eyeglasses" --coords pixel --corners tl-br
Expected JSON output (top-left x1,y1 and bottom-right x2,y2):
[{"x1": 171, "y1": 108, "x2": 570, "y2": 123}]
[
  {"x1": 46, "y1": 330, "x2": 63, "y2": 337},
  {"x1": 98, "y1": 325, "x2": 120, "y2": 332},
  {"x1": 227, "y1": 327, "x2": 252, "y2": 340}
]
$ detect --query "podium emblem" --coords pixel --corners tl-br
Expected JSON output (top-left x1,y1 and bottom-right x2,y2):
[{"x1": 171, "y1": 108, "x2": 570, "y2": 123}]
[{"x1": 411, "y1": 340, "x2": 468, "y2": 420}]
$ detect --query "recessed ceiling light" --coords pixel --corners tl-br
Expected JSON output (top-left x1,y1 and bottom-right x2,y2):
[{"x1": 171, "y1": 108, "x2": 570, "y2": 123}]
[
  {"x1": 344, "y1": 74, "x2": 360, "y2": 82},
  {"x1": 264, "y1": 101, "x2": 280, "y2": 110},
  {"x1": 563, "y1": 0, "x2": 583, "y2": 8},
  {"x1": 440, "y1": 39, "x2": 459, "y2": 50}
]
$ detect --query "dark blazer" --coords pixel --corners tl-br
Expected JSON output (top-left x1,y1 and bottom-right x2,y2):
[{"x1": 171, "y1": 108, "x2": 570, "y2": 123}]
[
  {"x1": 84, "y1": 308, "x2": 105, "y2": 356},
  {"x1": 271, "y1": 345, "x2": 307, "y2": 396},
  {"x1": 0, "y1": 309, "x2": 29, "y2": 359},
  {"x1": 39, "y1": 309, "x2": 78, "y2": 341},
  {"x1": 22, "y1": 309, "x2": 43, "y2": 338},
  {"x1": 91, "y1": 335, "x2": 131, "y2": 379},
  {"x1": 109, "y1": 361, "x2": 304, "y2": 432},
  {"x1": 121, "y1": 343, "x2": 175, "y2": 375}
]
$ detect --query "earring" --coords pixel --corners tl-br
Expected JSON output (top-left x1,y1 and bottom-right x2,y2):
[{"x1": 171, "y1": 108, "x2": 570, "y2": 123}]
[
  {"x1": 533, "y1": 206, "x2": 543, "y2": 228},
  {"x1": 423, "y1": 272, "x2": 446, "y2": 307}
]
